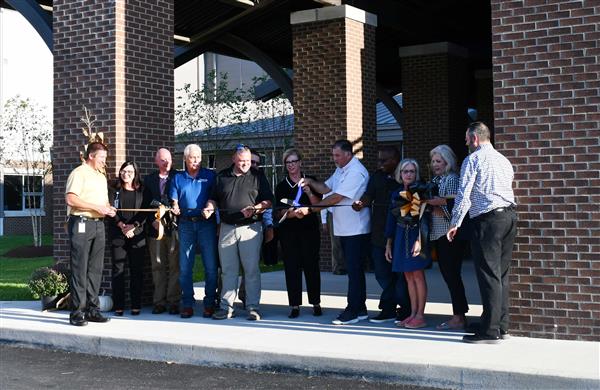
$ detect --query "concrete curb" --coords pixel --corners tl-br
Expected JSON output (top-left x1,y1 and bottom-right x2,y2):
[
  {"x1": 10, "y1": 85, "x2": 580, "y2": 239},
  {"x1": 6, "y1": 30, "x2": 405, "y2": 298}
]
[{"x1": 1, "y1": 326, "x2": 598, "y2": 389}]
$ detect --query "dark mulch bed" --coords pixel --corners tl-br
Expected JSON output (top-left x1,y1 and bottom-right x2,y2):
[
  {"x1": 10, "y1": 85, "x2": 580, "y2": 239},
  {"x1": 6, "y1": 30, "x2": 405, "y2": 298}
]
[{"x1": 4, "y1": 246, "x2": 53, "y2": 258}]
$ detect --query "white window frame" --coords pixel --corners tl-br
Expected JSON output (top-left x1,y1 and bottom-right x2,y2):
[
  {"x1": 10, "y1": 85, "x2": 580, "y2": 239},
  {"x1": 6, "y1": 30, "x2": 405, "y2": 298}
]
[{"x1": 2, "y1": 169, "x2": 46, "y2": 217}]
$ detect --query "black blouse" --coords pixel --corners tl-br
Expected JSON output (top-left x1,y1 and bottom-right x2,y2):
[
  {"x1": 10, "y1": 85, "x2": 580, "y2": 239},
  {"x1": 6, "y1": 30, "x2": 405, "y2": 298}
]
[{"x1": 275, "y1": 174, "x2": 320, "y2": 233}]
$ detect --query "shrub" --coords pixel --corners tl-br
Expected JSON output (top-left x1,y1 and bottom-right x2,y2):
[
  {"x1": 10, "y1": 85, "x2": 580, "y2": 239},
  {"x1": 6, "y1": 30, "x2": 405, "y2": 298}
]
[{"x1": 28, "y1": 267, "x2": 69, "y2": 299}]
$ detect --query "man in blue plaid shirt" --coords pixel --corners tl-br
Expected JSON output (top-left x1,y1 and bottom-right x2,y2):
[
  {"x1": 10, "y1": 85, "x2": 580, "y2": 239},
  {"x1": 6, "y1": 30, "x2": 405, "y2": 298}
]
[{"x1": 448, "y1": 121, "x2": 517, "y2": 344}]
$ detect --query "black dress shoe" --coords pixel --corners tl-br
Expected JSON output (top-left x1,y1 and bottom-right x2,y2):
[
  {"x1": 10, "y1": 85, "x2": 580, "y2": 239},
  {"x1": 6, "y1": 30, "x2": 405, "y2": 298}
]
[
  {"x1": 152, "y1": 304, "x2": 166, "y2": 314},
  {"x1": 288, "y1": 307, "x2": 300, "y2": 318},
  {"x1": 169, "y1": 304, "x2": 180, "y2": 315},
  {"x1": 462, "y1": 333, "x2": 500, "y2": 344},
  {"x1": 86, "y1": 310, "x2": 110, "y2": 323},
  {"x1": 69, "y1": 311, "x2": 88, "y2": 327},
  {"x1": 313, "y1": 305, "x2": 322, "y2": 317},
  {"x1": 467, "y1": 322, "x2": 510, "y2": 339}
]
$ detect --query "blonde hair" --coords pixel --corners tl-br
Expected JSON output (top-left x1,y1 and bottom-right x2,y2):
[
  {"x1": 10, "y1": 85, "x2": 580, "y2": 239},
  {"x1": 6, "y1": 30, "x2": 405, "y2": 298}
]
[
  {"x1": 394, "y1": 158, "x2": 420, "y2": 183},
  {"x1": 282, "y1": 148, "x2": 302, "y2": 165},
  {"x1": 430, "y1": 144, "x2": 457, "y2": 174}
]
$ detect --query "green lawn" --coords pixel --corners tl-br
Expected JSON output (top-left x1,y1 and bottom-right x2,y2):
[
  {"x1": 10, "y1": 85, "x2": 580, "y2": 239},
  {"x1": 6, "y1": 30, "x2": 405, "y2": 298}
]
[
  {"x1": 0, "y1": 235, "x2": 283, "y2": 300},
  {"x1": 0, "y1": 235, "x2": 53, "y2": 300}
]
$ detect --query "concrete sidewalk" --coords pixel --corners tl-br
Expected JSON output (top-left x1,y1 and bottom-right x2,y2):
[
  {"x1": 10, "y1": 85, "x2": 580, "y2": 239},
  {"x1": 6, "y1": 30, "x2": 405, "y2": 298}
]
[{"x1": 1, "y1": 264, "x2": 599, "y2": 389}]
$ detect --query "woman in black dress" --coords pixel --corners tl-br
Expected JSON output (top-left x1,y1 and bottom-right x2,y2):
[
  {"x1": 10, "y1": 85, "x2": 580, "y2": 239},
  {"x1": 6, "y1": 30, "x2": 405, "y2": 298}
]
[
  {"x1": 109, "y1": 161, "x2": 148, "y2": 316},
  {"x1": 275, "y1": 149, "x2": 322, "y2": 318}
]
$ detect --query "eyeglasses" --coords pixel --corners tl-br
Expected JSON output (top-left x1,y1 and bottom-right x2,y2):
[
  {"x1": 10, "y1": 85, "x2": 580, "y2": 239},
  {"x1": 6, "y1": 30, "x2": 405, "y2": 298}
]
[
  {"x1": 285, "y1": 159, "x2": 300, "y2": 166},
  {"x1": 401, "y1": 170, "x2": 416, "y2": 174}
]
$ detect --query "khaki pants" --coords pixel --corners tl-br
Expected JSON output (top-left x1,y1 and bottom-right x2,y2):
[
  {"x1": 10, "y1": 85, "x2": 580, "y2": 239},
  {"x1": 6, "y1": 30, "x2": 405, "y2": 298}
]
[
  {"x1": 148, "y1": 234, "x2": 180, "y2": 306},
  {"x1": 218, "y1": 222, "x2": 263, "y2": 311}
]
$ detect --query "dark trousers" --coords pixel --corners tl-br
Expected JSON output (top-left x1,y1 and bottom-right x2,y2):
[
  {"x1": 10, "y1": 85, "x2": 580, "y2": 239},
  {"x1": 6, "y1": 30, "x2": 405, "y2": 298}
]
[
  {"x1": 372, "y1": 245, "x2": 411, "y2": 318},
  {"x1": 262, "y1": 230, "x2": 279, "y2": 266},
  {"x1": 279, "y1": 228, "x2": 321, "y2": 306},
  {"x1": 111, "y1": 237, "x2": 145, "y2": 310},
  {"x1": 471, "y1": 209, "x2": 517, "y2": 337},
  {"x1": 68, "y1": 217, "x2": 105, "y2": 313},
  {"x1": 339, "y1": 234, "x2": 369, "y2": 314},
  {"x1": 434, "y1": 236, "x2": 468, "y2": 315}
]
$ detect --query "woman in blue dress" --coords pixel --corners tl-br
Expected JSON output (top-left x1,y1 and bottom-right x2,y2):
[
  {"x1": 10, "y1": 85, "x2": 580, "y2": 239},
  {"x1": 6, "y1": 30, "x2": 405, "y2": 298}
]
[{"x1": 384, "y1": 158, "x2": 431, "y2": 329}]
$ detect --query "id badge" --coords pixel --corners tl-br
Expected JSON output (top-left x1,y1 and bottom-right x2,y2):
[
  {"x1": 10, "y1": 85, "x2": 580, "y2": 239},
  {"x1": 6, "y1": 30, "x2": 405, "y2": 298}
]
[{"x1": 78, "y1": 222, "x2": 86, "y2": 233}]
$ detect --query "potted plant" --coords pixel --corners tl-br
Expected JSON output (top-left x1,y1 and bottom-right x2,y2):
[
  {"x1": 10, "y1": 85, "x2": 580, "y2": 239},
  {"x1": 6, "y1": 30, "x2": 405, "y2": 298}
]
[{"x1": 28, "y1": 267, "x2": 69, "y2": 311}]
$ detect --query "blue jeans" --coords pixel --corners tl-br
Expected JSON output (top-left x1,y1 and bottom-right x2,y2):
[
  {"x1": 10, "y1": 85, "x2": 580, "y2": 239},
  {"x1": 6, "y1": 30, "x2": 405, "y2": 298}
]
[
  {"x1": 178, "y1": 220, "x2": 218, "y2": 309},
  {"x1": 339, "y1": 234, "x2": 369, "y2": 315},
  {"x1": 372, "y1": 245, "x2": 411, "y2": 318}
]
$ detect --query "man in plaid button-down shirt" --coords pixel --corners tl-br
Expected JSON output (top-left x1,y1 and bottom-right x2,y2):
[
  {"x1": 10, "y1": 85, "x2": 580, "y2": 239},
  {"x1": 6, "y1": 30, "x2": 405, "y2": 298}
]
[{"x1": 448, "y1": 122, "x2": 517, "y2": 344}]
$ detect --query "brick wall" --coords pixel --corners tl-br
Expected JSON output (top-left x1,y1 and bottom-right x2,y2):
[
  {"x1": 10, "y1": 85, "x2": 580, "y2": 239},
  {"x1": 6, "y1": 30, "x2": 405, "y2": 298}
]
[
  {"x1": 292, "y1": 14, "x2": 377, "y2": 271},
  {"x1": 53, "y1": 1, "x2": 173, "y2": 304},
  {"x1": 400, "y1": 53, "x2": 469, "y2": 180},
  {"x1": 491, "y1": 0, "x2": 599, "y2": 341}
]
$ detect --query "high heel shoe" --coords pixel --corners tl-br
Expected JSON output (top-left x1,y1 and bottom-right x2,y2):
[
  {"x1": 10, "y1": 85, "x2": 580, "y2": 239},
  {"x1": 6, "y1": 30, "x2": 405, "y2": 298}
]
[
  {"x1": 288, "y1": 307, "x2": 300, "y2": 318},
  {"x1": 312, "y1": 305, "x2": 322, "y2": 316}
]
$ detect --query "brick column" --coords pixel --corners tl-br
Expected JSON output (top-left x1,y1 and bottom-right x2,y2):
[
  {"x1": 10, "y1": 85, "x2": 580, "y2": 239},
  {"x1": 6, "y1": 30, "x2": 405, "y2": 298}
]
[
  {"x1": 53, "y1": 1, "x2": 174, "y2": 296},
  {"x1": 399, "y1": 43, "x2": 469, "y2": 177},
  {"x1": 492, "y1": 1, "x2": 599, "y2": 341},
  {"x1": 291, "y1": 5, "x2": 377, "y2": 271}
]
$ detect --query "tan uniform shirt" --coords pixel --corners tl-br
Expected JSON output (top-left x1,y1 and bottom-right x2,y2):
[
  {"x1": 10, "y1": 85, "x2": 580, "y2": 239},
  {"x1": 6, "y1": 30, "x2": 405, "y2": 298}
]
[{"x1": 65, "y1": 163, "x2": 109, "y2": 218}]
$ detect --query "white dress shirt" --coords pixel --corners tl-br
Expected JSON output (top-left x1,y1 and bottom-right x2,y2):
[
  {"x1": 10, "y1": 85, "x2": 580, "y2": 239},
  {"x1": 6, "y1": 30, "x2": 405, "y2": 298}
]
[{"x1": 325, "y1": 157, "x2": 371, "y2": 236}]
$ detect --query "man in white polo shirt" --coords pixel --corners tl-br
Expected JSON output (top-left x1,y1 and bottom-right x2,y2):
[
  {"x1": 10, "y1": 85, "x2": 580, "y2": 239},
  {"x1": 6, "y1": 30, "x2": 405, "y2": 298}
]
[{"x1": 298, "y1": 140, "x2": 371, "y2": 325}]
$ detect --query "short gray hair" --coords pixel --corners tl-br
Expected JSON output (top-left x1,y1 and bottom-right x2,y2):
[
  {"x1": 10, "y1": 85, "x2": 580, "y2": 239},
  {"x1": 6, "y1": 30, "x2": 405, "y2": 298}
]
[
  {"x1": 183, "y1": 144, "x2": 202, "y2": 158},
  {"x1": 394, "y1": 158, "x2": 420, "y2": 183},
  {"x1": 430, "y1": 144, "x2": 458, "y2": 174}
]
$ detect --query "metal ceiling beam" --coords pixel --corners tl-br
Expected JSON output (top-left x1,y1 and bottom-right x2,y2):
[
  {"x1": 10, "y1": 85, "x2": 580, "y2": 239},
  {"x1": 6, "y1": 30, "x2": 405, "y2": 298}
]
[
  {"x1": 179, "y1": 0, "x2": 277, "y2": 61},
  {"x1": 6, "y1": 0, "x2": 52, "y2": 51},
  {"x1": 215, "y1": 33, "x2": 293, "y2": 103}
]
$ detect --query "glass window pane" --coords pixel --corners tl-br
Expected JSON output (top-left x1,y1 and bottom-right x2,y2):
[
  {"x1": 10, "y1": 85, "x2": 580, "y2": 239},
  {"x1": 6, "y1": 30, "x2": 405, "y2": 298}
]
[
  {"x1": 4, "y1": 175, "x2": 23, "y2": 211},
  {"x1": 24, "y1": 176, "x2": 43, "y2": 193},
  {"x1": 24, "y1": 195, "x2": 42, "y2": 209}
]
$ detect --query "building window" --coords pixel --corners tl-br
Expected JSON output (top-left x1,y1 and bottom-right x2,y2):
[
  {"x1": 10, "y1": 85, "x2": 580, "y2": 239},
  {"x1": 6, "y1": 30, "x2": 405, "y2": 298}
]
[
  {"x1": 3, "y1": 175, "x2": 44, "y2": 214},
  {"x1": 207, "y1": 154, "x2": 216, "y2": 169},
  {"x1": 259, "y1": 151, "x2": 284, "y2": 193}
]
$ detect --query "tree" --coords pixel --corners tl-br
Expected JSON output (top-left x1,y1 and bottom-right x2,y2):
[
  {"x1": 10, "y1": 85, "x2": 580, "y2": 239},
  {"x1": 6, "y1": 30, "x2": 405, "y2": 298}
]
[
  {"x1": 175, "y1": 71, "x2": 293, "y2": 158},
  {"x1": 0, "y1": 96, "x2": 52, "y2": 246}
]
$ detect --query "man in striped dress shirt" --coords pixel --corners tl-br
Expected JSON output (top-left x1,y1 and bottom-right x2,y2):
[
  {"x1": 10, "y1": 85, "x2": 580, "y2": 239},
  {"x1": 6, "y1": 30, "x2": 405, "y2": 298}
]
[{"x1": 447, "y1": 122, "x2": 517, "y2": 344}]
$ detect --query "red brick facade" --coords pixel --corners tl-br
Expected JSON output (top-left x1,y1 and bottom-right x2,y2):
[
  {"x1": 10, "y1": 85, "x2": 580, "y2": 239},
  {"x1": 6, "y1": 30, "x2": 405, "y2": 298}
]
[
  {"x1": 400, "y1": 51, "x2": 470, "y2": 177},
  {"x1": 53, "y1": 1, "x2": 174, "y2": 297},
  {"x1": 491, "y1": 0, "x2": 599, "y2": 341},
  {"x1": 292, "y1": 11, "x2": 377, "y2": 270}
]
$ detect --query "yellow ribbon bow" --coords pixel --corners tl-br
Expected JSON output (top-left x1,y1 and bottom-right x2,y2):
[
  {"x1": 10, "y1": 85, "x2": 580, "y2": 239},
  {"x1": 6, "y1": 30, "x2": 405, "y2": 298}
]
[{"x1": 399, "y1": 191, "x2": 422, "y2": 217}]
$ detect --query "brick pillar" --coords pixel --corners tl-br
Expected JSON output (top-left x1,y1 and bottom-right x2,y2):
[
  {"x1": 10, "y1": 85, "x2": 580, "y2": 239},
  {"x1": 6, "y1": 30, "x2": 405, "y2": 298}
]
[
  {"x1": 492, "y1": 0, "x2": 599, "y2": 341},
  {"x1": 291, "y1": 5, "x2": 377, "y2": 271},
  {"x1": 399, "y1": 43, "x2": 469, "y2": 179},
  {"x1": 53, "y1": 1, "x2": 174, "y2": 300}
]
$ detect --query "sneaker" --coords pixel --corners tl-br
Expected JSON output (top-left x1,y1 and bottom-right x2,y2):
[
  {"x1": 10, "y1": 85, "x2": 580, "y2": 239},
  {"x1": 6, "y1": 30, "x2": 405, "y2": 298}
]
[
  {"x1": 358, "y1": 309, "x2": 368, "y2": 321},
  {"x1": 332, "y1": 310, "x2": 359, "y2": 325},
  {"x1": 202, "y1": 307, "x2": 215, "y2": 318},
  {"x1": 69, "y1": 311, "x2": 88, "y2": 327},
  {"x1": 152, "y1": 304, "x2": 166, "y2": 314},
  {"x1": 369, "y1": 312, "x2": 396, "y2": 323},
  {"x1": 180, "y1": 307, "x2": 193, "y2": 318},
  {"x1": 86, "y1": 309, "x2": 110, "y2": 323},
  {"x1": 247, "y1": 309, "x2": 261, "y2": 321},
  {"x1": 212, "y1": 308, "x2": 234, "y2": 320}
]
